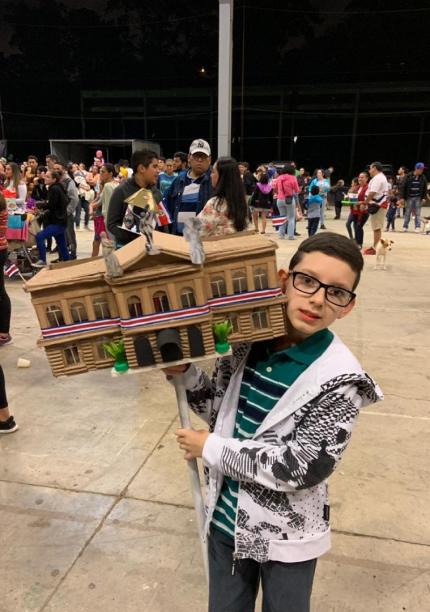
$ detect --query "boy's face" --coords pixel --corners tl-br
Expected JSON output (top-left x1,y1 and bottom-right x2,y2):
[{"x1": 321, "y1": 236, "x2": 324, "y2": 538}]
[{"x1": 279, "y1": 252, "x2": 357, "y2": 342}]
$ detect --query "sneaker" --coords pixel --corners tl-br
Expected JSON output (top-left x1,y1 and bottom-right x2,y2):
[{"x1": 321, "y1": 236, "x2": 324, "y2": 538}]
[
  {"x1": 84, "y1": 225, "x2": 91, "y2": 231},
  {"x1": 414, "y1": 227, "x2": 421, "y2": 233},
  {"x1": 320, "y1": 224, "x2": 327, "y2": 230},
  {"x1": 0, "y1": 334, "x2": 12, "y2": 346},
  {"x1": 294, "y1": 231, "x2": 301, "y2": 236},
  {"x1": 362, "y1": 247, "x2": 376, "y2": 255},
  {"x1": 402, "y1": 227, "x2": 408, "y2": 232},
  {"x1": 0, "y1": 416, "x2": 19, "y2": 434},
  {"x1": 32, "y1": 260, "x2": 47, "y2": 268}
]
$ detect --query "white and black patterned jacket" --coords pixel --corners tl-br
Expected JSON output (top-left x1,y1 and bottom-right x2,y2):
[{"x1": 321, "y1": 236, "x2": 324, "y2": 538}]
[{"x1": 181, "y1": 333, "x2": 383, "y2": 564}]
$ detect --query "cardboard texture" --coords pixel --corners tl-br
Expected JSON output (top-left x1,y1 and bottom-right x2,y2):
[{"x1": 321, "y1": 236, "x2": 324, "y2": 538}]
[{"x1": 25, "y1": 231, "x2": 288, "y2": 377}]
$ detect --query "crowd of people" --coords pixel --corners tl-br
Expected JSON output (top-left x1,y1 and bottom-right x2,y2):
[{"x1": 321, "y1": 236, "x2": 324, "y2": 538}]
[{"x1": 0, "y1": 142, "x2": 428, "y2": 432}]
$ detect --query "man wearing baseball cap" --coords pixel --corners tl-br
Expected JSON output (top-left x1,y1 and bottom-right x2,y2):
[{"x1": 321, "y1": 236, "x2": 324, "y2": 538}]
[
  {"x1": 398, "y1": 163, "x2": 428, "y2": 232},
  {"x1": 165, "y1": 138, "x2": 214, "y2": 235}
]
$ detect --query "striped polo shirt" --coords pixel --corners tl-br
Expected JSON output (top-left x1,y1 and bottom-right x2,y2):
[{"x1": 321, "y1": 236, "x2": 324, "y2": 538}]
[{"x1": 211, "y1": 328, "x2": 334, "y2": 539}]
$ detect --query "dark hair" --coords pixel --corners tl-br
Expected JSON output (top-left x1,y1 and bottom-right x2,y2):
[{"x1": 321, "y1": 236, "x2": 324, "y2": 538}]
[
  {"x1": 310, "y1": 185, "x2": 320, "y2": 195},
  {"x1": 0, "y1": 191, "x2": 6, "y2": 211},
  {"x1": 158, "y1": 156, "x2": 166, "y2": 162},
  {"x1": 174, "y1": 151, "x2": 187, "y2": 163},
  {"x1": 370, "y1": 161, "x2": 383, "y2": 172},
  {"x1": 213, "y1": 157, "x2": 248, "y2": 232},
  {"x1": 399, "y1": 165, "x2": 408, "y2": 173},
  {"x1": 6, "y1": 162, "x2": 22, "y2": 188},
  {"x1": 289, "y1": 232, "x2": 364, "y2": 290},
  {"x1": 102, "y1": 162, "x2": 117, "y2": 177},
  {"x1": 28, "y1": 155, "x2": 38, "y2": 162},
  {"x1": 238, "y1": 161, "x2": 249, "y2": 169},
  {"x1": 283, "y1": 163, "x2": 295, "y2": 176},
  {"x1": 37, "y1": 165, "x2": 47, "y2": 173},
  {"x1": 46, "y1": 154, "x2": 58, "y2": 162},
  {"x1": 258, "y1": 172, "x2": 270, "y2": 185},
  {"x1": 50, "y1": 170, "x2": 62, "y2": 183},
  {"x1": 130, "y1": 149, "x2": 158, "y2": 174}
]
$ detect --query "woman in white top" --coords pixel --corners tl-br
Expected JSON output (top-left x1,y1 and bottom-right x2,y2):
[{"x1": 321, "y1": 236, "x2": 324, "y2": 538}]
[
  {"x1": 3, "y1": 162, "x2": 27, "y2": 209},
  {"x1": 198, "y1": 157, "x2": 248, "y2": 237}
]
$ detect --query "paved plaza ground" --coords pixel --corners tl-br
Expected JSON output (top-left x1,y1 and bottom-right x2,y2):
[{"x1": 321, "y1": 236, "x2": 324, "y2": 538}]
[{"x1": 1, "y1": 215, "x2": 429, "y2": 612}]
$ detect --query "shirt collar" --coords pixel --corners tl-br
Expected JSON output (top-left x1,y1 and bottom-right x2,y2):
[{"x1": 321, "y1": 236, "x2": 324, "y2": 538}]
[{"x1": 267, "y1": 328, "x2": 334, "y2": 366}]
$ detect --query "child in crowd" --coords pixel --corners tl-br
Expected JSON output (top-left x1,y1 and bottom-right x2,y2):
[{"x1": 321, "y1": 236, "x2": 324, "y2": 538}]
[
  {"x1": 306, "y1": 184, "x2": 323, "y2": 236},
  {"x1": 386, "y1": 189, "x2": 398, "y2": 231},
  {"x1": 165, "y1": 233, "x2": 382, "y2": 612}
]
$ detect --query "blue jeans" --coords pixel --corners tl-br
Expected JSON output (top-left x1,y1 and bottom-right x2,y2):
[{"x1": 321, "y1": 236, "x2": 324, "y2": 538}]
[
  {"x1": 36, "y1": 224, "x2": 70, "y2": 263},
  {"x1": 403, "y1": 196, "x2": 422, "y2": 229},
  {"x1": 286, "y1": 199, "x2": 296, "y2": 238},
  {"x1": 308, "y1": 217, "x2": 319, "y2": 236},
  {"x1": 208, "y1": 528, "x2": 317, "y2": 612},
  {"x1": 277, "y1": 200, "x2": 288, "y2": 237},
  {"x1": 319, "y1": 197, "x2": 327, "y2": 228}
]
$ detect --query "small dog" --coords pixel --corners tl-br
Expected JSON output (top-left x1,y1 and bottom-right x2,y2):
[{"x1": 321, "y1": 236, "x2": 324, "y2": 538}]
[{"x1": 374, "y1": 238, "x2": 394, "y2": 270}]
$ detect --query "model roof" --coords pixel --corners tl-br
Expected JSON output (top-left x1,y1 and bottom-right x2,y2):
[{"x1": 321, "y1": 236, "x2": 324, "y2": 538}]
[{"x1": 25, "y1": 230, "x2": 278, "y2": 293}]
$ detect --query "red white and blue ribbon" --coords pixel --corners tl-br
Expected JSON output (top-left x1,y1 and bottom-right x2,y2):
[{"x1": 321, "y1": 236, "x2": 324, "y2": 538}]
[
  {"x1": 271, "y1": 216, "x2": 288, "y2": 227},
  {"x1": 42, "y1": 317, "x2": 121, "y2": 339},
  {"x1": 40, "y1": 288, "x2": 284, "y2": 339}
]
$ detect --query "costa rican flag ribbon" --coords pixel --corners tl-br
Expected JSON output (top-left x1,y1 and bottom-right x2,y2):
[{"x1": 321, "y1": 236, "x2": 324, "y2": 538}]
[
  {"x1": 40, "y1": 288, "x2": 283, "y2": 338},
  {"x1": 41, "y1": 317, "x2": 121, "y2": 339},
  {"x1": 121, "y1": 305, "x2": 210, "y2": 329},
  {"x1": 271, "y1": 216, "x2": 288, "y2": 227},
  {"x1": 156, "y1": 201, "x2": 172, "y2": 226}
]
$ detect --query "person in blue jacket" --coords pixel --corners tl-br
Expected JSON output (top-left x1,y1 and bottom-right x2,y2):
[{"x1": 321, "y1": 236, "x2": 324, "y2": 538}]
[{"x1": 164, "y1": 139, "x2": 214, "y2": 235}]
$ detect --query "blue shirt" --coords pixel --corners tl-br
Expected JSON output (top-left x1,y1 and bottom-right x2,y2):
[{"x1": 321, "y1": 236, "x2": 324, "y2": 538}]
[{"x1": 307, "y1": 194, "x2": 323, "y2": 219}]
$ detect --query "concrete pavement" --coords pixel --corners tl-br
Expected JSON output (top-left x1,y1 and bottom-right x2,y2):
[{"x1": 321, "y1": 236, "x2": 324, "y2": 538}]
[{"x1": 0, "y1": 216, "x2": 429, "y2": 611}]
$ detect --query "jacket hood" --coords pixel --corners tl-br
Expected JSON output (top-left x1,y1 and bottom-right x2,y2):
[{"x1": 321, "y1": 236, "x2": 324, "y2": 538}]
[{"x1": 257, "y1": 181, "x2": 272, "y2": 194}]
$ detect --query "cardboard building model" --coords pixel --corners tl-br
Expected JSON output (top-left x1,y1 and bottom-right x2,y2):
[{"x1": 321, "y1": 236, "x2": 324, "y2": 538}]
[{"x1": 25, "y1": 231, "x2": 288, "y2": 377}]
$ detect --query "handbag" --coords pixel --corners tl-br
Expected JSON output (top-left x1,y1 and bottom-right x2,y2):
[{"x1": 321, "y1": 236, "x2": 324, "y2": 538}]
[{"x1": 367, "y1": 203, "x2": 380, "y2": 215}]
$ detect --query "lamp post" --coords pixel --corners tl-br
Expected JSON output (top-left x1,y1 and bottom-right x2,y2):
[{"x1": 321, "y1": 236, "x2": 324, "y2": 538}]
[{"x1": 218, "y1": 0, "x2": 234, "y2": 157}]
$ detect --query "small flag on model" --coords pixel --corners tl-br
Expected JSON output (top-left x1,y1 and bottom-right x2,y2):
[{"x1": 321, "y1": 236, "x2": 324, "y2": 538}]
[
  {"x1": 4, "y1": 263, "x2": 20, "y2": 278},
  {"x1": 156, "y1": 200, "x2": 172, "y2": 227},
  {"x1": 271, "y1": 216, "x2": 288, "y2": 227}
]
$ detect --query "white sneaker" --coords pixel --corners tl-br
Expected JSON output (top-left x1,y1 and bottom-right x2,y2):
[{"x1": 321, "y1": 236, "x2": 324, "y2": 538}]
[
  {"x1": 402, "y1": 227, "x2": 408, "y2": 232},
  {"x1": 414, "y1": 227, "x2": 421, "y2": 233},
  {"x1": 32, "y1": 260, "x2": 47, "y2": 268}
]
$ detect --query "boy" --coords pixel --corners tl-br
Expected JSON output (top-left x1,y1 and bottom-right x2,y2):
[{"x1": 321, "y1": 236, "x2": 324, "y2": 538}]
[
  {"x1": 166, "y1": 233, "x2": 382, "y2": 612},
  {"x1": 306, "y1": 185, "x2": 323, "y2": 236}
]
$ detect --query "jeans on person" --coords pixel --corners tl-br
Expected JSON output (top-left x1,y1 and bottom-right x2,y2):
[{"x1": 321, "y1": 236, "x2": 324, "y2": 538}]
[
  {"x1": 352, "y1": 214, "x2": 368, "y2": 247},
  {"x1": 75, "y1": 197, "x2": 90, "y2": 228},
  {"x1": 403, "y1": 196, "x2": 422, "y2": 229},
  {"x1": 66, "y1": 213, "x2": 77, "y2": 258},
  {"x1": 307, "y1": 217, "x2": 319, "y2": 236},
  {"x1": 285, "y1": 198, "x2": 296, "y2": 238},
  {"x1": 0, "y1": 250, "x2": 11, "y2": 334},
  {"x1": 277, "y1": 200, "x2": 288, "y2": 237},
  {"x1": 319, "y1": 197, "x2": 326, "y2": 228},
  {"x1": 345, "y1": 212, "x2": 354, "y2": 239},
  {"x1": 36, "y1": 224, "x2": 70, "y2": 263},
  {"x1": 208, "y1": 528, "x2": 317, "y2": 612}
]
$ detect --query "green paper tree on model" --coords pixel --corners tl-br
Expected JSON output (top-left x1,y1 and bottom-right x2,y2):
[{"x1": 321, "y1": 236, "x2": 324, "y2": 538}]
[
  {"x1": 103, "y1": 339, "x2": 129, "y2": 373},
  {"x1": 213, "y1": 320, "x2": 233, "y2": 354}
]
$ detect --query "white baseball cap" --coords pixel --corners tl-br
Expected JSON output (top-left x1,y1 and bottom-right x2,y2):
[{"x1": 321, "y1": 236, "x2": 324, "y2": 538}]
[{"x1": 189, "y1": 139, "x2": 211, "y2": 157}]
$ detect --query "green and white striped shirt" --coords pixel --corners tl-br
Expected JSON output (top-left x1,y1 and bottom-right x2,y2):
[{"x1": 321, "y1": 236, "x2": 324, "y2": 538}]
[{"x1": 212, "y1": 328, "x2": 334, "y2": 539}]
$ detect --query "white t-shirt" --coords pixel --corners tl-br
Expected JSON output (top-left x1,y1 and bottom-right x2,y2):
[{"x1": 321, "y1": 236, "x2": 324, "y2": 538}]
[{"x1": 368, "y1": 172, "x2": 389, "y2": 203}]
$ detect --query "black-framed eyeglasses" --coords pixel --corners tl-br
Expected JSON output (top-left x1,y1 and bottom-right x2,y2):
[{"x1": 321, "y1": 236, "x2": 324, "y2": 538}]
[{"x1": 291, "y1": 271, "x2": 356, "y2": 307}]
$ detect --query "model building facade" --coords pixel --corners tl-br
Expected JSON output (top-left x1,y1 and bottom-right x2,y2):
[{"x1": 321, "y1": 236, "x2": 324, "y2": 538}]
[{"x1": 25, "y1": 232, "x2": 288, "y2": 377}]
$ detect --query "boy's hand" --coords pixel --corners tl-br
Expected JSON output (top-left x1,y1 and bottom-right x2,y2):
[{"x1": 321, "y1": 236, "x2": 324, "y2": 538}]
[{"x1": 175, "y1": 428, "x2": 209, "y2": 460}]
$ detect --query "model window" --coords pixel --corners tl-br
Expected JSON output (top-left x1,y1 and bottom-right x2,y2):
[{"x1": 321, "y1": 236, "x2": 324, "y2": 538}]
[
  {"x1": 210, "y1": 275, "x2": 227, "y2": 298},
  {"x1": 253, "y1": 266, "x2": 268, "y2": 290},
  {"x1": 127, "y1": 295, "x2": 143, "y2": 318},
  {"x1": 70, "y1": 302, "x2": 88, "y2": 323},
  {"x1": 93, "y1": 297, "x2": 111, "y2": 319},
  {"x1": 95, "y1": 338, "x2": 112, "y2": 361},
  {"x1": 64, "y1": 345, "x2": 80, "y2": 366},
  {"x1": 252, "y1": 309, "x2": 268, "y2": 329},
  {"x1": 228, "y1": 313, "x2": 240, "y2": 334},
  {"x1": 180, "y1": 287, "x2": 196, "y2": 308},
  {"x1": 153, "y1": 291, "x2": 170, "y2": 313},
  {"x1": 232, "y1": 269, "x2": 248, "y2": 294},
  {"x1": 46, "y1": 304, "x2": 65, "y2": 327}
]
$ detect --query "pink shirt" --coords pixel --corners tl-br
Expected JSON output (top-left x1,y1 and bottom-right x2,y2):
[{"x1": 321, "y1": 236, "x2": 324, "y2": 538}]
[{"x1": 276, "y1": 174, "x2": 299, "y2": 200}]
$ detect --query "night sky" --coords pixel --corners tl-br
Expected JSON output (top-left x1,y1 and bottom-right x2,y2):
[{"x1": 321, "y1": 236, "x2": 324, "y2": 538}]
[{"x1": 1, "y1": 0, "x2": 430, "y2": 173}]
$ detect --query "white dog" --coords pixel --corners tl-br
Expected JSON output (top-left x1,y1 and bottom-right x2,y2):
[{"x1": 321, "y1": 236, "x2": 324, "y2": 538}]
[{"x1": 374, "y1": 239, "x2": 393, "y2": 270}]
